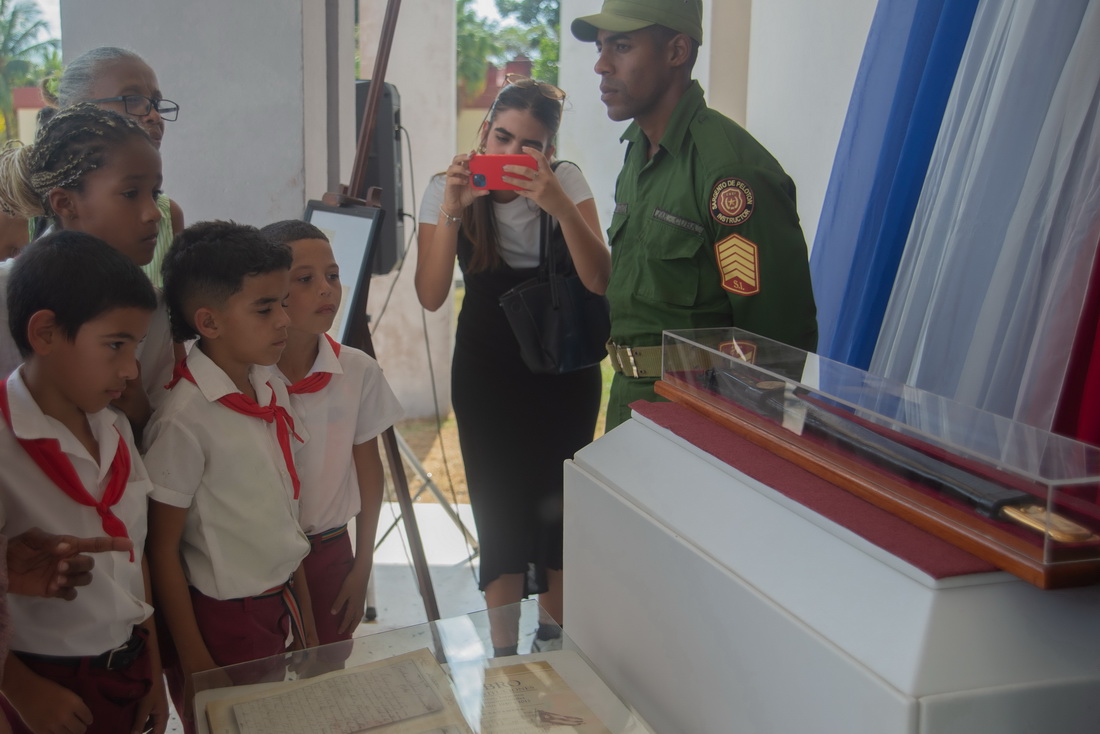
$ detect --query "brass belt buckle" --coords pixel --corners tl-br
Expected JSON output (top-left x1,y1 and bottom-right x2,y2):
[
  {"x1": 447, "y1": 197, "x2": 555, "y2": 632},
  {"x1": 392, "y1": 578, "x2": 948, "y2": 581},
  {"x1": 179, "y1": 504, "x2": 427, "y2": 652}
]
[
  {"x1": 607, "y1": 340, "x2": 625, "y2": 375},
  {"x1": 625, "y1": 348, "x2": 641, "y2": 379}
]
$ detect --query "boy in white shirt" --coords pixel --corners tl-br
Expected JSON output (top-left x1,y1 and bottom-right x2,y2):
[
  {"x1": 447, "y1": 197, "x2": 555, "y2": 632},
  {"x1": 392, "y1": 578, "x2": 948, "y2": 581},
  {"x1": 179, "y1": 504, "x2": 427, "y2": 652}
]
[
  {"x1": 143, "y1": 221, "x2": 317, "y2": 731},
  {"x1": 0, "y1": 232, "x2": 166, "y2": 734},
  {"x1": 261, "y1": 221, "x2": 403, "y2": 647}
]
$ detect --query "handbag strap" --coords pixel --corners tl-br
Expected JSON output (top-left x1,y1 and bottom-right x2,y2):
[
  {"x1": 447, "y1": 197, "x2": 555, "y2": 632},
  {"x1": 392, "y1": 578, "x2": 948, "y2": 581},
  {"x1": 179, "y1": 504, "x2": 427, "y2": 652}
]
[
  {"x1": 537, "y1": 160, "x2": 569, "y2": 280},
  {"x1": 538, "y1": 210, "x2": 555, "y2": 279}
]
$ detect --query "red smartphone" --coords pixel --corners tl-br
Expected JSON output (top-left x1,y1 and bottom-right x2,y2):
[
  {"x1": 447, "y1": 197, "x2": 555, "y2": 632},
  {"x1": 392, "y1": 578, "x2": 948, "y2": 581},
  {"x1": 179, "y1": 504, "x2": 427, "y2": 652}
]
[{"x1": 468, "y1": 154, "x2": 537, "y2": 190}]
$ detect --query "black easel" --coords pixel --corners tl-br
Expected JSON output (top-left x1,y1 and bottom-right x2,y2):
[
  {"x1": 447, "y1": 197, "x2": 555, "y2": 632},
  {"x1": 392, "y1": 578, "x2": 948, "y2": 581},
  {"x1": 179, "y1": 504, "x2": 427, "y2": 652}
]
[{"x1": 323, "y1": 0, "x2": 441, "y2": 623}]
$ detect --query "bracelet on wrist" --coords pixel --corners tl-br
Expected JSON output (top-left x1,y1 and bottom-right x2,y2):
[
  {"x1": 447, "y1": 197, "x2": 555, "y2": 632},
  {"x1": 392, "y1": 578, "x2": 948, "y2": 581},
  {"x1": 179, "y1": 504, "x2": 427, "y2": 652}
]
[{"x1": 439, "y1": 206, "x2": 462, "y2": 226}]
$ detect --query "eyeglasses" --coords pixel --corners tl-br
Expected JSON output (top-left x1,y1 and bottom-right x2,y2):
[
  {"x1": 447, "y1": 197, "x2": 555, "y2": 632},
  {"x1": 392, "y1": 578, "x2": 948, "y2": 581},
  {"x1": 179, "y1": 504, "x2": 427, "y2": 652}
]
[
  {"x1": 503, "y1": 73, "x2": 565, "y2": 102},
  {"x1": 88, "y1": 94, "x2": 180, "y2": 122}
]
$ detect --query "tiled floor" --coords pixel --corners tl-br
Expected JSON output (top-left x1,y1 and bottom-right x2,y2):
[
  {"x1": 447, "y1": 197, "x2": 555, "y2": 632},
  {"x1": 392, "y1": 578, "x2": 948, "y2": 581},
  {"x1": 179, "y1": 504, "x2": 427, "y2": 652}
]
[{"x1": 166, "y1": 501, "x2": 484, "y2": 732}]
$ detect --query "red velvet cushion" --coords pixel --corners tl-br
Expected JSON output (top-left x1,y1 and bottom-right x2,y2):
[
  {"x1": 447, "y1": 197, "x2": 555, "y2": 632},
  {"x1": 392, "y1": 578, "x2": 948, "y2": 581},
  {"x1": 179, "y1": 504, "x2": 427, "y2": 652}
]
[{"x1": 631, "y1": 400, "x2": 997, "y2": 579}]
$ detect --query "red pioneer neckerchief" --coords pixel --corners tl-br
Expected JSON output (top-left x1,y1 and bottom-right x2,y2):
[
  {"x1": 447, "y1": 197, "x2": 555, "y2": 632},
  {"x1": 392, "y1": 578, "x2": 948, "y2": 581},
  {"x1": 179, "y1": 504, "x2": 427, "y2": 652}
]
[
  {"x1": 0, "y1": 379, "x2": 135, "y2": 561},
  {"x1": 166, "y1": 360, "x2": 303, "y2": 498},
  {"x1": 286, "y1": 335, "x2": 342, "y2": 395}
]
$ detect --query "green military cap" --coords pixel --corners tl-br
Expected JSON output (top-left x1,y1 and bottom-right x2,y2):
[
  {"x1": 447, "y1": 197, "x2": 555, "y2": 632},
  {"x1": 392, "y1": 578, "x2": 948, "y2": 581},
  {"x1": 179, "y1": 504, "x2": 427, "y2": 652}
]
[{"x1": 571, "y1": 0, "x2": 704, "y2": 45}]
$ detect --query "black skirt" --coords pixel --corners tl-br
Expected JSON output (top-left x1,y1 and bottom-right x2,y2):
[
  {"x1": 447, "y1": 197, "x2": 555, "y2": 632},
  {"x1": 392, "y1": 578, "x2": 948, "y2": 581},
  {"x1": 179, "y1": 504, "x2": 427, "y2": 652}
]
[{"x1": 452, "y1": 263, "x2": 601, "y2": 594}]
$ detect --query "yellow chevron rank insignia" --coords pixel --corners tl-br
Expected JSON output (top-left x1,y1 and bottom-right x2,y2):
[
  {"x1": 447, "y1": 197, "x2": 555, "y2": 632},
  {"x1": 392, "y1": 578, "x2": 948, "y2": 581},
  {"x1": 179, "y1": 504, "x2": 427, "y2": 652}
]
[{"x1": 715, "y1": 234, "x2": 760, "y2": 296}]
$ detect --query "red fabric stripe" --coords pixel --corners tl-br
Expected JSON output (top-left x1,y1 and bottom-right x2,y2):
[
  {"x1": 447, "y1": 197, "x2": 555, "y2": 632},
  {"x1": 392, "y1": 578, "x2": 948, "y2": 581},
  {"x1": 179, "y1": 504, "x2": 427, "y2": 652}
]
[
  {"x1": 167, "y1": 359, "x2": 303, "y2": 498},
  {"x1": 286, "y1": 335, "x2": 343, "y2": 395},
  {"x1": 0, "y1": 380, "x2": 134, "y2": 561},
  {"x1": 631, "y1": 400, "x2": 996, "y2": 579}
]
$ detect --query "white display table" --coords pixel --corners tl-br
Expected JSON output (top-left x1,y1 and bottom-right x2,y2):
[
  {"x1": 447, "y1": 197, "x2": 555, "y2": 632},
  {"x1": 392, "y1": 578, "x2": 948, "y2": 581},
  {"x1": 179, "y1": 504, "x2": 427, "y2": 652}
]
[{"x1": 563, "y1": 403, "x2": 1100, "y2": 734}]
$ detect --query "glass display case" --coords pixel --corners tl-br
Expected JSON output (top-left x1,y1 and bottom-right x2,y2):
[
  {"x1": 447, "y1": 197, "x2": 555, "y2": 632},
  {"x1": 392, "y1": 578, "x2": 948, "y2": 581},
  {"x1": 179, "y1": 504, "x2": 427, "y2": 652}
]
[
  {"x1": 194, "y1": 601, "x2": 654, "y2": 734},
  {"x1": 657, "y1": 328, "x2": 1100, "y2": 589}
]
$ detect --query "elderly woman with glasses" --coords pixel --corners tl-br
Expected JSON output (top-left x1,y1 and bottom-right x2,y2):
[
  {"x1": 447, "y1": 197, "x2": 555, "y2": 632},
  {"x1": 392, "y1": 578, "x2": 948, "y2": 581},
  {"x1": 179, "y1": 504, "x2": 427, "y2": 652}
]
[
  {"x1": 39, "y1": 47, "x2": 183, "y2": 288},
  {"x1": 416, "y1": 75, "x2": 610, "y2": 656}
]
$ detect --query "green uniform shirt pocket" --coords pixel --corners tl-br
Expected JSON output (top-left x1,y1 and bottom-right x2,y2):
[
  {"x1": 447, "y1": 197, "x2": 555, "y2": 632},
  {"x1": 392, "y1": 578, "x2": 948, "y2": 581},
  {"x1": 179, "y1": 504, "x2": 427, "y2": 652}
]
[
  {"x1": 607, "y1": 207, "x2": 628, "y2": 246},
  {"x1": 634, "y1": 212, "x2": 706, "y2": 308}
]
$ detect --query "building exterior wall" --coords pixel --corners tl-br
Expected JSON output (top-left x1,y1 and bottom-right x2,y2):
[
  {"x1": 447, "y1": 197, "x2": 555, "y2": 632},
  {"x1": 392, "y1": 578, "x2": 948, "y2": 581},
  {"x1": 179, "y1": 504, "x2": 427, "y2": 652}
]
[{"x1": 15, "y1": 109, "x2": 39, "y2": 146}]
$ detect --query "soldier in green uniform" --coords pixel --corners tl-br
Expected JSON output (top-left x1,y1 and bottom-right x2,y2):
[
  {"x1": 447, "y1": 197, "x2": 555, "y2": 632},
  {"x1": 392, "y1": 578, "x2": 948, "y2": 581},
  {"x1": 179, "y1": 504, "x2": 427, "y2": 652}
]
[{"x1": 572, "y1": 0, "x2": 818, "y2": 430}]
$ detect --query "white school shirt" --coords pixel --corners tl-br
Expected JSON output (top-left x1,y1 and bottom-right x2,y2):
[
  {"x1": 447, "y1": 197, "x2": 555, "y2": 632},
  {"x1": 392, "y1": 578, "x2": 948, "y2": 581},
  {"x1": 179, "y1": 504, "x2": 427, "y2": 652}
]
[
  {"x1": 0, "y1": 368, "x2": 152, "y2": 657},
  {"x1": 0, "y1": 261, "x2": 175, "y2": 411},
  {"x1": 418, "y1": 161, "x2": 596, "y2": 269},
  {"x1": 143, "y1": 346, "x2": 310, "y2": 600},
  {"x1": 271, "y1": 336, "x2": 404, "y2": 535}
]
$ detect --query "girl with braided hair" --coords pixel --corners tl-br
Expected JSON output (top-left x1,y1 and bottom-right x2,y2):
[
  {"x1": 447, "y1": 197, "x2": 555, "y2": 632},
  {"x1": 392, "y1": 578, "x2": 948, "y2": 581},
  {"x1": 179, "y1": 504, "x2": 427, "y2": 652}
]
[
  {"x1": 0, "y1": 103, "x2": 175, "y2": 426},
  {"x1": 39, "y1": 47, "x2": 184, "y2": 286}
]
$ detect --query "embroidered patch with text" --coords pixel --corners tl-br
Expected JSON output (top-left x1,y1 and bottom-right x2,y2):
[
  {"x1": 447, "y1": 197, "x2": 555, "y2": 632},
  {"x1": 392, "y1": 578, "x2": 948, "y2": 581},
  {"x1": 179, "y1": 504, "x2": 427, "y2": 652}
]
[
  {"x1": 719, "y1": 340, "x2": 757, "y2": 363},
  {"x1": 710, "y1": 178, "x2": 754, "y2": 226},
  {"x1": 715, "y1": 234, "x2": 760, "y2": 295}
]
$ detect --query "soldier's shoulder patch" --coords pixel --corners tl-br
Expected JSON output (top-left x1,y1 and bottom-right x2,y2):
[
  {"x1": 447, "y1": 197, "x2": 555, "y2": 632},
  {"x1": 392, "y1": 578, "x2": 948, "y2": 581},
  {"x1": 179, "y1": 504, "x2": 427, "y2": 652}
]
[
  {"x1": 710, "y1": 177, "x2": 754, "y2": 226},
  {"x1": 715, "y1": 234, "x2": 760, "y2": 296}
]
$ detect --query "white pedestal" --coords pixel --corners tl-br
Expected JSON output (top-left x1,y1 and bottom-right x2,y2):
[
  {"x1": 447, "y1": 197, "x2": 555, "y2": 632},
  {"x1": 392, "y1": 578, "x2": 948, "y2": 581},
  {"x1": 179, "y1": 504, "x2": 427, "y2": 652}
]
[{"x1": 563, "y1": 412, "x2": 1100, "y2": 734}]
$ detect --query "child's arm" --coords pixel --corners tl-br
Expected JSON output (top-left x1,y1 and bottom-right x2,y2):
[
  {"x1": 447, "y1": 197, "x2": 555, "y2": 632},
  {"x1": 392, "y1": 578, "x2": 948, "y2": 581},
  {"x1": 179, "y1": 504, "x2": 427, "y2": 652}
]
[
  {"x1": 133, "y1": 555, "x2": 168, "y2": 734},
  {"x1": 6, "y1": 528, "x2": 133, "y2": 599},
  {"x1": 146, "y1": 499, "x2": 217, "y2": 723},
  {"x1": 331, "y1": 437, "x2": 385, "y2": 635},
  {"x1": 1, "y1": 654, "x2": 93, "y2": 733}
]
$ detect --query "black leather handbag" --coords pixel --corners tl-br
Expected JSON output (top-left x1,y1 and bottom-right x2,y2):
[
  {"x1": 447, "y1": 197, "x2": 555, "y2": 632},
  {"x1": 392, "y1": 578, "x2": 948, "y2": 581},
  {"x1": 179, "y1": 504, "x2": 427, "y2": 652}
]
[{"x1": 499, "y1": 209, "x2": 610, "y2": 374}]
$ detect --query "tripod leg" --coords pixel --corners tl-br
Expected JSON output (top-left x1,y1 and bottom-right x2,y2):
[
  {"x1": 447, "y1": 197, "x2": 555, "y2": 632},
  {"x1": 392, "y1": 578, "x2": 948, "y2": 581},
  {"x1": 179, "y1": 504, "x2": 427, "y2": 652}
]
[
  {"x1": 393, "y1": 430, "x2": 479, "y2": 553},
  {"x1": 381, "y1": 426, "x2": 440, "y2": 621}
]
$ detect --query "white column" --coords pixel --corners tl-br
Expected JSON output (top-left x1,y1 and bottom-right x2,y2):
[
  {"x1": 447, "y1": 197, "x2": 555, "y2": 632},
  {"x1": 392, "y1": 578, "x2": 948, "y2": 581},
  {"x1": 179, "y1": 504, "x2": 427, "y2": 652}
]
[
  {"x1": 359, "y1": 0, "x2": 455, "y2": 419},
  {"x1": 746, "y1": 0, "x2": 877, "y2": 251},
  {"x1": 559, "y1": 0, "x2": 630, "y2": 233}
]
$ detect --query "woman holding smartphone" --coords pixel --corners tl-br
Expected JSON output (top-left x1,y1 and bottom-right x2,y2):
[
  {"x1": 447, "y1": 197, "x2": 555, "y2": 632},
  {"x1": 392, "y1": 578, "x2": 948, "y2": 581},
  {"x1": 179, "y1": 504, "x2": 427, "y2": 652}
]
[{"x1": 416, "y1": 75, "x2": 609, "y2": 656}]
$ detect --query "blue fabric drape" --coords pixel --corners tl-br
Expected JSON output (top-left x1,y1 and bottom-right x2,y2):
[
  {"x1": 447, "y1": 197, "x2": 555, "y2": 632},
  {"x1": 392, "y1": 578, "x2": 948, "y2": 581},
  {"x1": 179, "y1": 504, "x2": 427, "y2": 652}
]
[
  {"x1": 870, "y1": 0, "x2": 1099, "y2": 429},
  {"x1": 810, "y1": 0, "x2": 978, "y2": 368}
]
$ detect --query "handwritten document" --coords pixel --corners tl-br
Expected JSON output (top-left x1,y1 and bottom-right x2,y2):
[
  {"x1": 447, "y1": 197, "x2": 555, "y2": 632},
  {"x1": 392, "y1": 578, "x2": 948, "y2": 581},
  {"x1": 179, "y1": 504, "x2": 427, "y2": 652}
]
[
  {"x1": 477, "y1": 661, "x2": 612, "y2": 734},
  {"x1": 233, "y1": 657, "x2": 441, "y2": 733},
  {"x1": 206, "y1": 648, "x2": 473, "y2": 734}
]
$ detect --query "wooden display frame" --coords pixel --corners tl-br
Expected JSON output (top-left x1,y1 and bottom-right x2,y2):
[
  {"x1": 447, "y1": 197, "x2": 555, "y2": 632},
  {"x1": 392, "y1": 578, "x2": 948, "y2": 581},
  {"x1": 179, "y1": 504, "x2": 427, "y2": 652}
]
[{"x1": 655, "y1": 376, "x2": 1100, "y2": 589}]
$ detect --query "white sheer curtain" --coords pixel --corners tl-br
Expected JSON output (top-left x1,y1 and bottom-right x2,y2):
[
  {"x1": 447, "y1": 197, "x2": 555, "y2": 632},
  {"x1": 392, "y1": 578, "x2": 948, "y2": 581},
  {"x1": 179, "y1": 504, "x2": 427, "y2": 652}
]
[{"x1": 870, "y1": 0, "x2": 1100, "y2": 431}]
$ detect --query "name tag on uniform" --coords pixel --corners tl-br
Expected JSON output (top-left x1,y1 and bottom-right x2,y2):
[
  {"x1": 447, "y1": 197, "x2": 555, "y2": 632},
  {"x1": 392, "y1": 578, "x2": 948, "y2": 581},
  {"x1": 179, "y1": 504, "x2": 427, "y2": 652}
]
[{"x1": 652, "y1": 208, "x2": 704, "y2": 235}]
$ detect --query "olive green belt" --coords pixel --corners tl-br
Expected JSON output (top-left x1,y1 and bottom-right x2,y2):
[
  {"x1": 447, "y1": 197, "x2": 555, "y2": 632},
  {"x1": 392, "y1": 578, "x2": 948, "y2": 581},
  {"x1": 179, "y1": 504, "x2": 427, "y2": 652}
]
[
  {"x1": 606, "y1": 341, "x2": 663, "y2": 379},
  {"x1": 607, "y1": 340, "x2": 733, "y2": 378}
]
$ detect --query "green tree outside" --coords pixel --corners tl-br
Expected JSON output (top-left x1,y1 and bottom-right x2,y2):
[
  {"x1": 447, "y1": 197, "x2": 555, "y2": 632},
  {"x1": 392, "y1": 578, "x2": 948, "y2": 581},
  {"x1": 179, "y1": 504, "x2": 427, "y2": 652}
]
[
  {"x1": 495, "y1": 0, "x2": 559, "y2": 83},
  {"x1": 455, "y1": 0, "x2": 560, "y2": 101},
  {"x1": 0, "y1": 0, "x2": 57, "y2": 139},
  {"x1": 457, "y1": 0, "x2": 502, "y2": 104}
]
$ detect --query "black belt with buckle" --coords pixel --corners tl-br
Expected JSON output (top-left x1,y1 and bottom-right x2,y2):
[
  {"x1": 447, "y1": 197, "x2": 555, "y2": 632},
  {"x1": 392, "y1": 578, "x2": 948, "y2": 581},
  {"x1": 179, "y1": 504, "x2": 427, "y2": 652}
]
[{"x1": 17, "y1": 629, "x2": 146, "y2": 671}]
